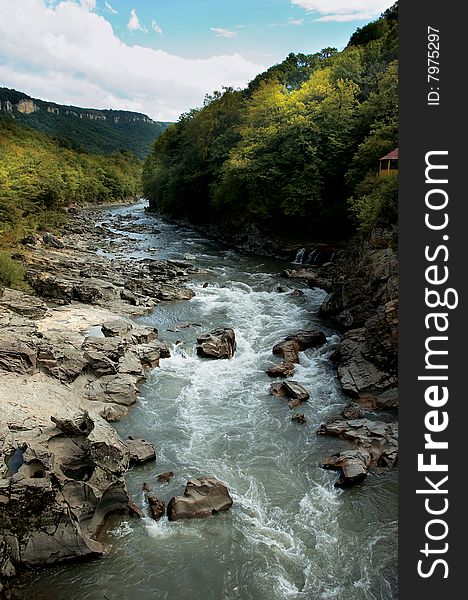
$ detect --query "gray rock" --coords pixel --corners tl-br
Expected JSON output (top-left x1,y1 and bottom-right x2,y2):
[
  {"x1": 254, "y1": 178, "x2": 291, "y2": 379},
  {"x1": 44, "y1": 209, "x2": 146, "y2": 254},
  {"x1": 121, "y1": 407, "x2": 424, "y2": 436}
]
[
  {"x1": 0, "y1": 339, "x2": 37, "y2": 374},
  {"x1": 322, "y1": 449, "x2": 371, "y2": 488},
  {"x1": 269, "y1": 381, "x2": 309, "y2": 402},
  {"x1": 146, "y1": 493, "x2": 165, "y2": 521},
  {"x1": 196, "y1": 328, "x2": 236, "y2": 360},
  {"x1": 167, "y1": 477, "x2": 233, "y2": 521},
  {"x1": 125, "y1": 437, "x2": 156, "y2": 465},
  {"x1": 43, "y1": 233, "x2": 65, "y2": 249},
  {"x1": 101, "y1": 320, "x2": 133, "y2": 337},
  {"x1": 51, "y1": 411, "x2": 95, "y2": 437}
]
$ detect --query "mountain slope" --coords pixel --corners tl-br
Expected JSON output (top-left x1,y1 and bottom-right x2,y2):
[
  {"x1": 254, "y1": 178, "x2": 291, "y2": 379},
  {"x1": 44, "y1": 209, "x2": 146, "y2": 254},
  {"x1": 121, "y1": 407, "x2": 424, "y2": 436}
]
[{"x1": 0, "y1": 88, "x2": 169, "y2": 158}]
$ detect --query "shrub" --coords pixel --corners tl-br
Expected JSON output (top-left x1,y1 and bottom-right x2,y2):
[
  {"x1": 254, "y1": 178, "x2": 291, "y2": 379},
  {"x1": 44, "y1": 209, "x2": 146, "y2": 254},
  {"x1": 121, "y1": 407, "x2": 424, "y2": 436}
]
[
  {"x1": 0, "y1": 252, "x2": 26, "y2": 288},
  {"x1": 348, "y1": 172, "x2": 398, "y2": 235}
]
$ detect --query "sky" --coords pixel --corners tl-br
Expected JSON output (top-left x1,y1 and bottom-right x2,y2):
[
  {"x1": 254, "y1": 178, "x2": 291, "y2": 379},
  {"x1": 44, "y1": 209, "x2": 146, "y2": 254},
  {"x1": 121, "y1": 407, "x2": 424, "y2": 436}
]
[{"x1": 0, "y1": 0, "x2": 393, "y2": 121}]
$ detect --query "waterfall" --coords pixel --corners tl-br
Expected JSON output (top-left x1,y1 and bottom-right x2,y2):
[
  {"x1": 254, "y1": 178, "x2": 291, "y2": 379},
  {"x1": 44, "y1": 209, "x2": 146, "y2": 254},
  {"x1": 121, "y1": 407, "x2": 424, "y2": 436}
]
[{"x1": 293, "y1": 248, "x2": 306, "y2": 264}]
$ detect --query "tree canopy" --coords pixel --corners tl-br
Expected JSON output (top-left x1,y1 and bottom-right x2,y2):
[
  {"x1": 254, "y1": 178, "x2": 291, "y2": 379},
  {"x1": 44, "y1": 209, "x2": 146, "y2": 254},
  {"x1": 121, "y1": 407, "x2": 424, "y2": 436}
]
[{"x1": 143, "y1": 3, "x2": 398, "y2": 241}]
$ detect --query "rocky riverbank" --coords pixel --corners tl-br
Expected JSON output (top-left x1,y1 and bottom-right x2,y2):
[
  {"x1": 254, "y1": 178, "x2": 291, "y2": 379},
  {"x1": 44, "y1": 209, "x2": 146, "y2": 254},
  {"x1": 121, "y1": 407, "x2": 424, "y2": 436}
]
[{"x1": 0, "y1": 206, "x2": 200, "y2": 594}]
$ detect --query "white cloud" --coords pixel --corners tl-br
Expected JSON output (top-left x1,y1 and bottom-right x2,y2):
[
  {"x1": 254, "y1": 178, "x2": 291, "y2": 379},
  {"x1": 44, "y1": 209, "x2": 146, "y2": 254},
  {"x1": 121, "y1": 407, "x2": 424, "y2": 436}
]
[
  {"x1": 128, "y1": 8, "x2": 147, "y2": 33},
  {"x1": 0, "y1": 0, "x2": 264, "y2": 121},
  {"x1": 152, "y1": 20, "x2": 162, "y2": 34},
  {"x1": 104, "y1": 1, "x2": 117, "y2": 15},
  {"x1": 211, "y1": 28, "x2": 237, "y2": 39},
  {"x1": 289, "y1": 18, "x2": 304, "y2": 26},
  {"x1": 290, "y1": 0, "x2": 391, "y2": 22}
]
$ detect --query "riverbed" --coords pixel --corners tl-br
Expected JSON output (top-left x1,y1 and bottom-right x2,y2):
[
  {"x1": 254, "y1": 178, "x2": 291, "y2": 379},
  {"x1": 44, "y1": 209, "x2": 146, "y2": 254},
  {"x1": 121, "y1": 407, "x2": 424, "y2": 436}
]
[{"x1": 16, "y1": 202, "x2": 397, "y2": 600}]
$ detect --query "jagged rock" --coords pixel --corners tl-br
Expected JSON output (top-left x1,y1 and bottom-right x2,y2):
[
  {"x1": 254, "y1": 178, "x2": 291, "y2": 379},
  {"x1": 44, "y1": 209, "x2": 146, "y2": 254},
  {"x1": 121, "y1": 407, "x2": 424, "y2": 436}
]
[
  {"x1": 100, "y1": 404, "x2": 128, "y2": 423},
  {"x1": 275, "y1": 330, "x2": 327, "y2": 354},
  {"x1": 318, "y1": 418, "x2": 398, "y2": 469},
  {"x1": 84, "y1": 351, "x2": 118, "y2": 377},
  {"x1": 85, "y1": 374, "x2": 138, "y2": 405},
  {"x1": 43, "y1": 233, "x2": 65, "y2": 249},
  {"x1": 196, "y1": 328, "x2": 236, "y2": 360},
  {"x1": 292, "y1": 413, "x2": 306, "y2": 424},
  {"x1": 37, "y1": 342, "x2": 87, "y2": 383},
  {"x1": 341, "y1": 403, "x2": 364, "y2": 420},
  {"x1": 125, "y1": 437, "x2": 156, "y2": 465},
  {"x1": 167, "y1": 477, "x2": 233, "y2": 521},
  {"x1": 131, "y1": 340, "x2": 171, "y2": 369},
  {"x1": 281, "y1": 269, "x2": 333, "y2": 291},
  {"x1": 82, "y1": 337, "x2": 127, "y2": 364},
  {"x1": 155, "y1": 285, "x2": 195, "y2": 302},
  {"x1": 157, "y1": 471, "x2": 174, "y2": 483},
  {"x1": 126, "y1": 326, "x2": 158, "y2": 345},
  {"x1": 128, "y1": 497, "x2": 144, "y2": 519},
  {"x1": 146, "y1": 494, "x2": 165, "y2": 521},
  {"x1": 51, "y1": 411, "x2": 94, "y2": 437},
  {"x1": 0, "y1": 289, "x2": 48, "y2": 320},
  {"x1": 289, "y1": 289, "x2": 305, "y2": 297},
  {"x1": 269, "y1": 381, "x2": 310, "y2": 402},
  {"x1": 101, "y1": 320, "x2": 133, "y2": 337},
  {"x1": 322, "y1": 449, "x2": 371, "y2": 488},
  {"x1": 267, "y1": 330, "x2": 326, "y2": 379},
  {"x1": 0, "y1": 338, "x2": 37, "y2": 374},
  {"x1": 266, "y1": 363, "x2": 295, "y2": 378}
]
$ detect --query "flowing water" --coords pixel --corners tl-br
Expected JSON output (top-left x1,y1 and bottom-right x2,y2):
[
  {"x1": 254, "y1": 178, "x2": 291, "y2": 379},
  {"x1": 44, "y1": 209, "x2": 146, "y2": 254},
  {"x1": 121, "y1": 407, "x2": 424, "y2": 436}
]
[{"x1": 16, "y1": 203, "x2": 397, "y2": 600}]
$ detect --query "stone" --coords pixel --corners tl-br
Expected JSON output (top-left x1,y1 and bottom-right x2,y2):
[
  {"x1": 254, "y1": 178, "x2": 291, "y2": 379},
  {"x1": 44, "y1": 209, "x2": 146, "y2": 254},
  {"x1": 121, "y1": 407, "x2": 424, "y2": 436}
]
[
  {"x1": 266, "y1": 363, "x2": 295, "y2": 378},
  {"x1": 288, "y1": 399, "x2": 302, "y2": 409},
  {"x1": 317, "y1": 418, "x2": 398, "y2": 469},
  {"x1": 124, "y1": 437, "x2": 156, "y2": 465},
  {"x1": 269, "y1": 381, "x2": 309, "y2": 403},
  {"x1": 322, "y1": 449, "x2": 371, "y2": 488},
  {"x1": 85, "y1": 374, "x2": 138, "y2": 405},
  {"x1": 146, "y1": 494, "x2": 165, "y2": 521},
  {"x1": 128, "y1": 497, "x2": 144, "y2": 519},
  {"x1": 157, "y1": 471, "x2": 174, "y2": 483},
  {"x1": 42, "y1": 233, "x2": 65, "y2": 249},
  {"x1": 84, "y1": 351, "x2": 117, "y2": 377},
  {"x1": 101, "y1": 320, "x2": 133, "y2": 337},
  {"x1": 167, "y1": 477, "x2": 233, "y2": 521},
  {"x1": 291, "y1": 413, "x2": 306, "y2": 424},
  {"x1": 196, "y1": 328, "x2": 236, "y2": 360},
  {"x1": 0, "y1": 339, "x2": 37, "y2": 374},
  {"x1": 50, "y1": 411, "x2": 95, "y2": 437}
]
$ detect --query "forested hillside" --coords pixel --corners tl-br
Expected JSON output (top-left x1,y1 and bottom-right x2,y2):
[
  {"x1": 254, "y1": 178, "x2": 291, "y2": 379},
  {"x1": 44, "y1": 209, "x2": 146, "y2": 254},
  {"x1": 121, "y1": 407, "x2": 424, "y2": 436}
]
[
  {"x1": 143, "y1": 3, "x2": 398, "y2": 240},
  {"x1": 0, "y1": 117, "x2": 142, "y2": 248},
  {"x1": 0, "y1": 88, "x2": 169, "y2": 159}
]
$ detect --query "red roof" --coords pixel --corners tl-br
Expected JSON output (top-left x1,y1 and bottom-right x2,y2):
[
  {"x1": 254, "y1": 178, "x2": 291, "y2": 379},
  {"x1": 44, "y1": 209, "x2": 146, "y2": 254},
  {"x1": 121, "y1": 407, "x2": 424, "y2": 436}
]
[{"x1": 380, "y1": 148, "x2": 398, "y2": 161}]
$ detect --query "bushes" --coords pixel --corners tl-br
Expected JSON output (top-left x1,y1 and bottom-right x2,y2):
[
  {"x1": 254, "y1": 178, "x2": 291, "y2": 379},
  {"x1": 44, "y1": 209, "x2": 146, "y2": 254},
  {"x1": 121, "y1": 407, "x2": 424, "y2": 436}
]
[
  {"x1": 0, "y1": 252, "x2": 26, "y2": 288},
  {"x1": 348, "y1": 172, "x2": 398, "y2": 235}
]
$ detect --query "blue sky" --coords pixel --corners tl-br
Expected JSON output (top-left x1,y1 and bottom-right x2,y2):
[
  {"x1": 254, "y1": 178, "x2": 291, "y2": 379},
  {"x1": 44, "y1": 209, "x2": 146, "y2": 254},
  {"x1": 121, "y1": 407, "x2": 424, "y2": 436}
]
[
  {"x1": 106, "y1": 0, "x2": 380, "y2": 64},
  {"x1": 0, "y1": 1, "x2": 393, "y2": 120}
]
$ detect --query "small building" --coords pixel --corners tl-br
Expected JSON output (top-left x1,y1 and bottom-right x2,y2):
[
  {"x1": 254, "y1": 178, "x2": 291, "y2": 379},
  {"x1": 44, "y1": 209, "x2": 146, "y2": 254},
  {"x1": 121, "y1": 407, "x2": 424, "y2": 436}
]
[{"x1": 379, "y1": 148, "x2": 398, "y2": 177}]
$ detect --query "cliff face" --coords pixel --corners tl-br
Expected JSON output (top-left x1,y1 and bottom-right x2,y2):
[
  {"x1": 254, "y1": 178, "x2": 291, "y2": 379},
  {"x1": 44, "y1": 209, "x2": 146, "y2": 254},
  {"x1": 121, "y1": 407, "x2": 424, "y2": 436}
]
[
  {"x1": 0, "y1": 87, "x2": 169, "y2": 158},
  {"x1": 319, "y1": 228, "x2": 398, "y2": 409}
]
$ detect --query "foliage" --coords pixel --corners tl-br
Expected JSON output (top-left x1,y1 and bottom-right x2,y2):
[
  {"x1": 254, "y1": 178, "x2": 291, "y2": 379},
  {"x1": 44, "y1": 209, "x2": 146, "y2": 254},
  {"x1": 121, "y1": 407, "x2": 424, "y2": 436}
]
[
  {"x1": 0, "y1": 117, "x2": 142, "y2": 246},
  {"x1": 0, "y1": 88, "x2": 169, "y2": 159},
  {"x1": 348, "y1": 173, "x2": 398, "y2": 235},
  {"x1": 0, "y1": 251, "x2": 26, "y2": 288},
  {"x1": 142, "y1": 3, "x2": 399, "y2": 241}
]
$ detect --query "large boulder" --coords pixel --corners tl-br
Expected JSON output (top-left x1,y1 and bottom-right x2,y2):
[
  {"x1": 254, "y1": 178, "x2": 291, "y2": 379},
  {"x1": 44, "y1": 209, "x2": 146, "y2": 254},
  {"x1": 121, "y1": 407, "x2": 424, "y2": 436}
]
[
  {"x1": 124, "y1": 437, "x2": 156, "y2": 466},
  {"x1": 196, "y1": 328, "x2": 236, "y2": 360},
  {"x1": 51, "y1": 411, "x2": 95, "y2": 438},
  {"x1": 269, "y1": 381, "x2": 310, "y2": 402},
  {"x1": 318, "y1": 418, "x2": 398, "y2": 469},
  {"x1": 322, "y1": 449, "x2": 371, "y2": 488},
  {"x1": 267, "y1": 330, "x2": 326, "y2": 378},
  {"x1": 0, "y1": 338, "x2": 37, "y2": 375},
  {"x1": 167, "y1": 477, "x2": 233, "y2": 521}
]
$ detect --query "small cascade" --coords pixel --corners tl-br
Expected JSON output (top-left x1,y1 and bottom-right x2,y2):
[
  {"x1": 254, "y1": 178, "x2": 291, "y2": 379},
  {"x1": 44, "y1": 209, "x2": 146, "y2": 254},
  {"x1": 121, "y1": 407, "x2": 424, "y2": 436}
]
[{"x1": 293, "y1": 248, "x2": 306, "y2": 264}]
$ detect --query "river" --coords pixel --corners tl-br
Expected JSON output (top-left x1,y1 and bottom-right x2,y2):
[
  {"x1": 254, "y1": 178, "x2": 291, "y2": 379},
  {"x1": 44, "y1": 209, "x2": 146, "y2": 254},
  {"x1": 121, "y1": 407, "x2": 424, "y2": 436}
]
[{"x1": 16, "y1": 202, "x2": 397, "y2": 600}]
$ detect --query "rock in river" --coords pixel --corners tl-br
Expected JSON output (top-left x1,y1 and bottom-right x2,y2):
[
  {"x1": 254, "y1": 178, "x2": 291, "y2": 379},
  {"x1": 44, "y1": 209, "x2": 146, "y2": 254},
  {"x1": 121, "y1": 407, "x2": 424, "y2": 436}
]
[
  {"x1": 167, "y1": 477, "x2": 233, "y2": 521},
  {"x1": 196, "y1": 328, "x2": 236, "y2": 360},
  {"x1": 124, "y1": 437, "x2": 156, "y2": 466}
]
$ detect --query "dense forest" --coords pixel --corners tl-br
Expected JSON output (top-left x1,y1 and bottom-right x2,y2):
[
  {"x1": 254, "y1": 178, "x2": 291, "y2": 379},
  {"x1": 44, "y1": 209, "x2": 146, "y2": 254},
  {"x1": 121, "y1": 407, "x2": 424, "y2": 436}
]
[
  {"x1": 143, "y1": 3, "x2": 398, "y2": 240},
  {"x1": 0, "y1": 117, "x2": 142, "y2": 250},
  {"x1": 0, "y1": 88, "x2": 169, "y2": 159}
]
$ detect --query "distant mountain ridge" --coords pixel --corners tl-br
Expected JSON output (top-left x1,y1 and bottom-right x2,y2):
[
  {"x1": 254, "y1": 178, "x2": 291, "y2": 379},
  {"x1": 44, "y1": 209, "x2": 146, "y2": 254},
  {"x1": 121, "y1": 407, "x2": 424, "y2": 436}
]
[{"x1": 0, "y1": 87, "x2": 170, "y2": 158}]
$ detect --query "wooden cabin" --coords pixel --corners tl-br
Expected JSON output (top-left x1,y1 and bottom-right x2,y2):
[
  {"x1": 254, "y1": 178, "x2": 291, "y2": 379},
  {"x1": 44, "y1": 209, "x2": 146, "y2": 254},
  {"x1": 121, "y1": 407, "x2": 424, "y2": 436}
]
[{"x1": 379, "y1": 148, "x2": 398, "y2": 177}]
